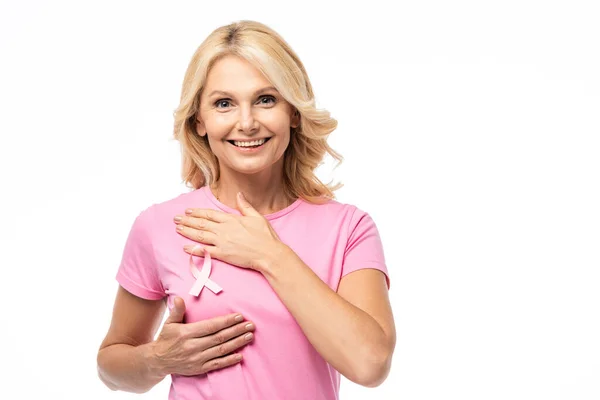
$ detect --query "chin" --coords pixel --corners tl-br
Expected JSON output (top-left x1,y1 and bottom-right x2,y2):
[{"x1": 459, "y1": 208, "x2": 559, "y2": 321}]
[{"x1": 232, "y1": 159, "x2": 284, "y2": 175}]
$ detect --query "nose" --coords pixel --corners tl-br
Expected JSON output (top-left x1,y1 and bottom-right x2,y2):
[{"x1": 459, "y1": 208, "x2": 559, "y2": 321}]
[{"x1": 236, "y1": 105, "x2": 260, "y2": 134}]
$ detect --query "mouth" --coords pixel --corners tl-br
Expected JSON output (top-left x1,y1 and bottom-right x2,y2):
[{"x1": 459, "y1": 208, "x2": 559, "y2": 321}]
[{"x1": 227, "y1": 137, "x2": 272, "y2": 148}]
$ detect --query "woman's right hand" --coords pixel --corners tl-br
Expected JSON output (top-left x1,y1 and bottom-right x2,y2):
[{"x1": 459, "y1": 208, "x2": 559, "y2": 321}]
[{"x1": 149, "y1": 296, "x2": 255, "y2": 377}]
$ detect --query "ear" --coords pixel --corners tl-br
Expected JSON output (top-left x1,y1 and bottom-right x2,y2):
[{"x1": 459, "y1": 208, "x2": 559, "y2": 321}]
[
  {"x1": 291, "y1": 109, "x2": 300, "y2": 129},
  {"x1": 195, "y1": 117, "x2": 207, "y2": 137}
]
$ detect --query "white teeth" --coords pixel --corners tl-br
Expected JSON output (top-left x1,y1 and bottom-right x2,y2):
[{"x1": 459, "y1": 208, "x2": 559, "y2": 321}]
[{"x1": 233, "y1": 138, "x2": 267, "y2": 147}]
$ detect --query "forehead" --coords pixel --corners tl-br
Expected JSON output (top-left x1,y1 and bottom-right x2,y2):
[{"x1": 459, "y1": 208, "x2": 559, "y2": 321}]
[{"x1": 203, "y1": 55, "x2": 272, "y2": 96}]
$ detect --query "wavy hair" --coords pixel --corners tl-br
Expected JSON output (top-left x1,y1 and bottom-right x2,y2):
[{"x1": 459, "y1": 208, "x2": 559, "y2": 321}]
[{"x1": 173, "y1": 20, "x2": 343, "y2": 203}]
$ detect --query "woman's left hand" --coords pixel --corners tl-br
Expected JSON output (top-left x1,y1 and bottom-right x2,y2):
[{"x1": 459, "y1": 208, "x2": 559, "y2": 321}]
[{"x1": 174, "y1": 192, "x2": 287, "y2": 271}]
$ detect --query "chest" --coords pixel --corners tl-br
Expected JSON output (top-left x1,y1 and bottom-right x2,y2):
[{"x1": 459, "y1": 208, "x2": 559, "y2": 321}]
[{"x1": 153, "y1": 218, "x2": 346, "y2": 325}]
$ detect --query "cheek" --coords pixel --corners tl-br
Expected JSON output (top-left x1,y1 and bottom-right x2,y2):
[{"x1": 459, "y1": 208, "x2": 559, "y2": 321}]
[
  {"x1": 262, "y1": 111, "x2": 292, "y2": 135},
  {"x1": 205, "y1": 116, "x2": 234, "y2": 138}
]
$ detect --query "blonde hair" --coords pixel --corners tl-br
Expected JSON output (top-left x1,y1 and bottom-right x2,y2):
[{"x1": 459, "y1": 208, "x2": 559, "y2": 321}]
[{"x1": 173, "y1": 20, "x2": 343, "y2": 204}]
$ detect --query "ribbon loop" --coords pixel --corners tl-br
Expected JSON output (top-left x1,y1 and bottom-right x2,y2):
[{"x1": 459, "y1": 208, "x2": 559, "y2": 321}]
[{"x1": 188, "y1": 244, "x2": 223, "y2": 296}]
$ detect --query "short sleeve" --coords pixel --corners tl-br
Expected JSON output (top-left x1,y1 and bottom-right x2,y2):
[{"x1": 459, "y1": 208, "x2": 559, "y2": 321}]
[
  {"x1": 342, "y1": 208, "x2": 390, "y2": 289},
  {"x1": 115, "y1": 206, "x2": 166, "y2": 300}
]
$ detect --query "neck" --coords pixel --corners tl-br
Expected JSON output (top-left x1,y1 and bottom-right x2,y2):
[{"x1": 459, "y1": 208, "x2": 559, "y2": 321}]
[{"x1": 210, "y1": 177, "x2": 294, "y2": 215}]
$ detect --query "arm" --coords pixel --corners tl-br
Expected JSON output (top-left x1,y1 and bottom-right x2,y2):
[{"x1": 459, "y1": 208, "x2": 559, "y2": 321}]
[
  {"x1": 97, "y1": 286, "x2": 168, "y2": 393},
  {"x1": 259, "y1": 245, "x2": 396, "y2": 387},
  {"x1": 98, "y1": 286, "x2": 260, "y2": 391}
]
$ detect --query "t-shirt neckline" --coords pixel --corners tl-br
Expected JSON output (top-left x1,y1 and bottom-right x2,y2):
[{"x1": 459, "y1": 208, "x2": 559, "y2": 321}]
[{"x1": 200, "y1": 185, "x2": 303, "y2": 220}]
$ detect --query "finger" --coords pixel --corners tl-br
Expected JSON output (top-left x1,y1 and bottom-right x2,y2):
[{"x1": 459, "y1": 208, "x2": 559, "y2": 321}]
[
  {"x1": 176, "y1": 225, "x2": 219, "y2": 245},
  {"x1": 185, "y1": 313, "x2": 247, "y2": 338},
  {"x1": 184, "y1": 208, "x2": 229, "y2": 223},
  {"x1": 183, "y1": 244, "x2": 213, "y2": 256},
  {"x1": 183, "y1": 244, "x2": 223, "y2": 261},
  {"x1": 202, "y1": 331, "x2": 254, "y2": 362},
  {"x1": 193, "y1": 320, "x2": 255, "y2": 350},
  {"x1": 164, "y1": 297, "x2": 186, "y2": 324},
  {"x1": 236, "y1": 192, "x2": 261, "y2": 217},
  {"x1": 201, "y1": 352, "x2": 243, "y2": 374},
  {"x1": 175, "y1": 215, "x2": 219, "y2": 233}
]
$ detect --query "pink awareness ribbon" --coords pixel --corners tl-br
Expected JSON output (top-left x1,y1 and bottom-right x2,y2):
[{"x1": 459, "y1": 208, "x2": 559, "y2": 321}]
[{"x1": 188, "y1": 244, "x2": 223, "y2": 296}]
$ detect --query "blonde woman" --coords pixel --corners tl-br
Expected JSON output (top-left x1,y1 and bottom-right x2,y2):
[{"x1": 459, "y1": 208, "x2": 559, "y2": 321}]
[{"x1": 97, "y1": 20, "x2": 396, "y2": 400}]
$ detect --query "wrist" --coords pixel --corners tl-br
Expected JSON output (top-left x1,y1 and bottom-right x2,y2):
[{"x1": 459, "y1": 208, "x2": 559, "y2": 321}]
[
  {"x1": 141, "y1": 342, "x2": 169, "y2": 381},
  {"x1": 258, "y1": 241, "x2": 291, "y2": 278}
]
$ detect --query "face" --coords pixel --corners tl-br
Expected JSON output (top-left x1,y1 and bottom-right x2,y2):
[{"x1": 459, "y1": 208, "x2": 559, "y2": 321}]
[{"x1": 196, "y1": 55, "x2": 300, "y2": 178}]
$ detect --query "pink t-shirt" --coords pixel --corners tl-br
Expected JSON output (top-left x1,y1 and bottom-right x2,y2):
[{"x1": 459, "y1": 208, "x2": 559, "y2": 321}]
[{"x1": 116, "y1": 186, "x2": 389, "y2": 400}]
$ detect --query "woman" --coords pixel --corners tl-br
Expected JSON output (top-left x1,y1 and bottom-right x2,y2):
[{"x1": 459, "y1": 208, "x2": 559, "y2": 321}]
[{"x1": 97, "y1": 20, "x2": 396, "y2": 400}]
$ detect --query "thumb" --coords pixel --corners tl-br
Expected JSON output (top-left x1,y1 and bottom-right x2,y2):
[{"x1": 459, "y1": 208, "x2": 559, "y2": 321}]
[
  {"x1": 165, "y1": 297, "x2": 186, "y2": 324},
  {"x1": 236, "y1": 192, "x2": 261, "y2": 217}
]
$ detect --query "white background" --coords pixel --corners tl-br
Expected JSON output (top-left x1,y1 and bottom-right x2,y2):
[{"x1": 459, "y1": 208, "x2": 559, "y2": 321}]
[{"x1": 1, "y1": 1, "x2": 598, "y2": 399}]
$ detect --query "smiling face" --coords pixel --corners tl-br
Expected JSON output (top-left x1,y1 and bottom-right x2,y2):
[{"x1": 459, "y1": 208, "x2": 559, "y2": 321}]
[{"x1": 196, "y1": 55, "x2": 300, "y2": 180}]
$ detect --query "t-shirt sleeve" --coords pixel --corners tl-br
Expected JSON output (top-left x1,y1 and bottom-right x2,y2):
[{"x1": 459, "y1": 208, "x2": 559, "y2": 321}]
[
  {"x1": 341, "y1": 208, "x2": 390, "y2": 289},
  {"x1": 115, "y1": 206, "x2": 166, "y2": 300}
]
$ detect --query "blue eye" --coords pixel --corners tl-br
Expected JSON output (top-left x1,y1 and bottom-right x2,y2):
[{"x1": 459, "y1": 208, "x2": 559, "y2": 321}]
[
  {"x1": 259, "y1": 96, "x2": 276, "y2": 104},
  {"x1": 215, "y1": 99, "x2": 231, "y2": 108},
  {"x1": 214, "y1": 95, "x2": 276, "y2": 109}
]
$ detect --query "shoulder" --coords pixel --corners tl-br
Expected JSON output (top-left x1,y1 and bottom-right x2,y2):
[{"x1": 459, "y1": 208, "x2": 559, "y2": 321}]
[
  {"x1": 295, "y1": 197, "x2": 371, "y2": 229},
  {"x1": 323, "y1": 197, "x2": 372, "y2": 217},
  {"x1": 134, "y1": 187, "x2": 211, "y2": 226}
]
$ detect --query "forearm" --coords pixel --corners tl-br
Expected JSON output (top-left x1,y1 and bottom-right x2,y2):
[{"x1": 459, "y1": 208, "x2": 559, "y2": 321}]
[
  {"x1": 259, "y1": 245, "x2": 390, "y2": 385},
  {"x1": 97, "y1": 342, "x2": 166, "y2": 393}
]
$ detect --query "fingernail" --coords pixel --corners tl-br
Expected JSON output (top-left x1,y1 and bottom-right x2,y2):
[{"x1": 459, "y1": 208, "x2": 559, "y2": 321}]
[
  {"x1": 185, "y1": 209, "x2": 192, "y2": 215},
  {"x1": 174, "y1": 216, "x2": 182, "y2": 222},
  {"x1": 235, "y1": 314, "x2": 244, "y2": 322},
  {"x1": 245, "y1": 323, "x2": 253, "y2": 330},
  {"x1": 244, "y1": 333, "x2": 253, "y2": 341},
  {"x1": 176, "y1": 225, "x2": 183, "y2": 231}
]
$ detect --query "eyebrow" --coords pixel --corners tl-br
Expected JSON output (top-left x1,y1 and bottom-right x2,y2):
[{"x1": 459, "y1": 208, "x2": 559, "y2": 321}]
[{"x1": 207, "y1": 86, "x2": 278, "y2": 98}]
